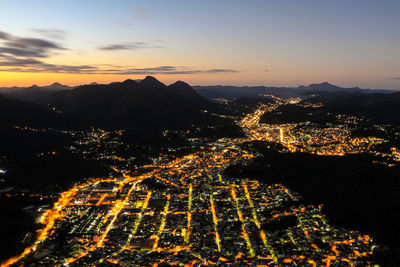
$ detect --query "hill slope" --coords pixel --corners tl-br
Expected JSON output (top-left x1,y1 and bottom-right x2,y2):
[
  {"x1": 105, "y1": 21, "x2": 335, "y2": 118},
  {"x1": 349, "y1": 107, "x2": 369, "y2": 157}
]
[
  {"x1": 0, "y1": 95, "x2": 64, "y2": 127},
  {"x1": 260, "y1": 92, "x2": 400, "y2": 125}
]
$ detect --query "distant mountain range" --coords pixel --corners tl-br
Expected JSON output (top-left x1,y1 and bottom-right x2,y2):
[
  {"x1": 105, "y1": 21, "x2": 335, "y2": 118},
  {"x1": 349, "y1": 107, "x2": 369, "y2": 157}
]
[
  {"x1": 2, "y1": 81, "x2": 398, "y2": 103},
  {"x1": 0, "y1": 82, "x2": 74, "y2": 103},
  {"x1": 2, "y1": 77, "x2": 400, "y2": 131},
  {"x1": 0, "y1": 82, "x2": 74, "y2": 93},
  {"x1": 194, "y1": 82, "x2": 398, "y2": 100}
]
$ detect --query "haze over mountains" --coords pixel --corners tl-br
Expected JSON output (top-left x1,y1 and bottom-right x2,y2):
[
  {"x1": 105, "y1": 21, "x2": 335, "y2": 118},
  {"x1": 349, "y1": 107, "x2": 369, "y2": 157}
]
[
  {"x1": 0, "y1": 82, "x2": 74, "y2": 103},
  {"x1": 0, "y1": 82, "x2": 74, "y2": 93},
  {"x1": 194, "y1": 82, "x2": 398, "y2": 100}
]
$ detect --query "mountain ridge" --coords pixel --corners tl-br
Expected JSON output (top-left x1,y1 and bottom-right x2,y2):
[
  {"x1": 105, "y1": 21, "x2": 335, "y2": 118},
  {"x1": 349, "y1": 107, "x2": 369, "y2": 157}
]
[
  {"x1": 0, "y1": 82, "x2": 74, "y2": 103},
  {"x1": 194, "y1": 82, "x2": 398, "y2": 100}
]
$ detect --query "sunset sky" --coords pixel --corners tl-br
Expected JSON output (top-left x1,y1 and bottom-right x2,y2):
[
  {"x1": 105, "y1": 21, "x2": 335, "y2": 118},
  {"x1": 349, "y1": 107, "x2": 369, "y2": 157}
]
[{"x1": 0, "y1": 0, "x2": 399, "y2": 88}]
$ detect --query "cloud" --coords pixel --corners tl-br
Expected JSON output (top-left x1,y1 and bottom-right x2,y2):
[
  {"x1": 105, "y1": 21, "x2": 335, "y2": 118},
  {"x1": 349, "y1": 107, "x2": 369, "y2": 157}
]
[
  {"x1": 98, "y1": 42, "x2": 164, "y2": 51},
  {"x1": 0, "y1": 31, "x2": 77, "y2": 73},
  {"x1": 0, "y1": 55, "x2": 42, "y2": 66},
  {"x1": 0, "y1": 55, "x2": 99, "y2": 73},
  {"x1": 0, "y1": 30, "x2": 65, "y2": 58},
  {"x1": 0, "y1": 31, "x2": 12, "y2": 40},
  {"x1": 0, "y1": 47, "x2": 52, "y2": 58},
  {"x1": 204, "y1": 69, "x2": 239, "y2": 73},
  {"x1": 109, "y1": 66, "x2": 201, "y2": 75},
  {"x1": 106, "y1": 66, "x2": 239, "y2": 75},
  {"x1": 387, "y1": 77, "x2": 400, "y2": 80},
  {"x1": 31, "y1": 28, "x2": 67, "y2": 40},
  {"x1": 0, "y1": 31, "x2": 238, "y2": 76},
  {"x1": 0, "y1": 56, "x2": 238, "y2": 75},
  {"x1": 264, "y1": 69, "x2": 269, "y2": 72}
]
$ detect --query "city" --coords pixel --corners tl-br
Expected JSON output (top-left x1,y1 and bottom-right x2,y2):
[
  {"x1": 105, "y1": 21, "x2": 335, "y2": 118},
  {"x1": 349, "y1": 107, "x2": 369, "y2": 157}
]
[
  {"x1": 2, "y1": 104, "x2": 379, "y2": 266},
  {"x1": 1, "y1": 1, "x2": 399, "y2": 265}
]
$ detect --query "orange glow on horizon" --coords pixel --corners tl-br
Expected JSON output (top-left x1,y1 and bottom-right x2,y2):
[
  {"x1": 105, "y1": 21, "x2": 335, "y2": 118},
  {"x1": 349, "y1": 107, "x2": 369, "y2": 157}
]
[
  {"x1": 0, "y1": 72, "x2": 244, "y2": 87},
  {"x1": 1, "y1": 70, "x2": 388, "y2": 89}
]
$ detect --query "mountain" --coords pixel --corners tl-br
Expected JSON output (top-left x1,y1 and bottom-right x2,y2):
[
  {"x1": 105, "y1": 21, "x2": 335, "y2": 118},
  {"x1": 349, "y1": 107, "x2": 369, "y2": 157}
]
[
  {"x1": 298, "y1": 82, "x2": 361, "y2": 93},
  {"x1": 47, "y1": 76, "x2": 229, "y2": 130},
  {"x1": 194, "y1": 83, "x2": 397, "y2": 100},
  {"x1": 1, "y1": 82, "x2": 74, "y2": 103},
  {"x1": 43, "y1": 82, "x2": 72, "y2": 90},
  {"x1": 167, "y1": 81, "x2": 208, "y2": 104}
]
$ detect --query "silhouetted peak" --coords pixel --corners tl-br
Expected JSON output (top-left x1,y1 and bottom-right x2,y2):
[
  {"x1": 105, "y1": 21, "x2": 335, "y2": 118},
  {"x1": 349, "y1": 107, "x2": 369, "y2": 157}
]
[
  {"x1": 139, "y1": 76, "x2": 165, "y2": 87},
  {"x1": 89, "y1": 82, "x2": 98, "y2": 85},
  {"x1": 168, "y1": 80, "x2": 204, "y2": 101},
  {"x1": 304, "y1": 82, "x2": 343, "y2": 92},
  {"x1": 144, "y1": 75, "x2": 157, "y2": 81},
  {"x1": 308, "y1": 82, "x2": 336, "y2": 87},
  {"x1": 43, "y1": 82, "x2": 73, "y2": 90},
  {"x1": 50, "y1": 82, "x2": 62, "y2": 86},
  {"x1": 170, "y1": 80, "x2": 191, "y2": 88},
  {"x1": 122, "y1": 79, "x2": 138, "y2": 85}
]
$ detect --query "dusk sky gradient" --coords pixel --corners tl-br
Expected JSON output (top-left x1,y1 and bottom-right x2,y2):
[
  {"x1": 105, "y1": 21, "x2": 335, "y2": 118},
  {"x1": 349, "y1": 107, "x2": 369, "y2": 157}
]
[{"x1": 0, "y1": 0, "x2": 399, "y2": 88}]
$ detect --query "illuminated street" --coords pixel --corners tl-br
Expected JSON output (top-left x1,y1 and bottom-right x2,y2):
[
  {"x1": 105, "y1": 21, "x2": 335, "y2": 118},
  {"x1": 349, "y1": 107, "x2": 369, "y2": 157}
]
[{"x1": 2, "y1": 106, "x2": 378, "y2": 266}]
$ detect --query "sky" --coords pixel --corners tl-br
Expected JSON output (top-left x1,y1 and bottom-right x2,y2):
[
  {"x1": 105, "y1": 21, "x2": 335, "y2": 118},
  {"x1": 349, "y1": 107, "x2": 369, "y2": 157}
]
[{"x1": 0, "y1": 0, "x2": 399, "y2": 89}]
